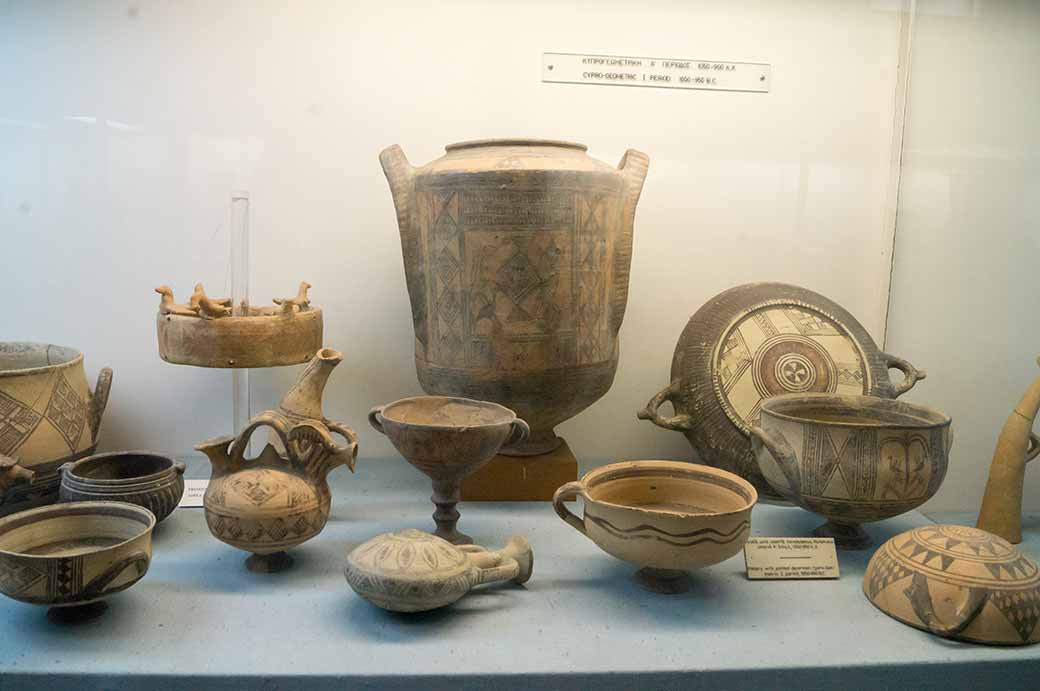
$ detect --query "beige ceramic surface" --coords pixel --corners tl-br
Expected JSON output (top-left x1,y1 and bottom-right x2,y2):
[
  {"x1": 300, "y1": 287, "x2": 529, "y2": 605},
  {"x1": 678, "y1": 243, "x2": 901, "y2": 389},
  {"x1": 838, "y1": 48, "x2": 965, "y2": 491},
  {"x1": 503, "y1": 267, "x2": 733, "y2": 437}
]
[
  {"x1": 155, "y1": 282, "x2": 323, "y2": 368},
  {"x1": 0, "y1": 501, "x2": 154, "y2": 610},
  {"x1": 344, "y1": 529, "x2": 533, "y2": 613},
  {"x1": 0, "y1": 342, "x2": 112, "y2": 513},
  {"x1": 196, "y1": 348, "x2": 358, "y2": 572},
  {"x1": 369, "y1": 395, "x2": 528, "y2": 544},
  {"x1": 60, "y1": 451, "x2": 186, "y2": 524},
  {"x1": 552, "y1": 460, "x2": 756, "y2": 593},
  {"x1": 380, "y1": 139, "x2": 648, "y2": 457},
  {"x1": 977, "y1": 357, "x2": 1040, "y2": 544},
  {"x1": 639, "y1": 283, "x2": 924, "y2": 503},
  {"x1": 751, "y1": 393, "x2": 951, "y2": 549},
  {"x1": 865, "y1": 524, "x2": 1040, "y2": 646}
]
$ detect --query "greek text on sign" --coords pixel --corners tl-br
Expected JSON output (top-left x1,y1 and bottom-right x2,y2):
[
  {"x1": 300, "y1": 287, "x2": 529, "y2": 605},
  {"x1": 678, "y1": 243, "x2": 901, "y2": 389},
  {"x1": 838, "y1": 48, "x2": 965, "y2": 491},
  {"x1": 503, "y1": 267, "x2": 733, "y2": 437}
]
[
  {"x1": 542, "y1": 53, "x2": 770, "y2": 93},
  {"x1": 744, "y1": 537, "x2": 840, "y2": 580}
]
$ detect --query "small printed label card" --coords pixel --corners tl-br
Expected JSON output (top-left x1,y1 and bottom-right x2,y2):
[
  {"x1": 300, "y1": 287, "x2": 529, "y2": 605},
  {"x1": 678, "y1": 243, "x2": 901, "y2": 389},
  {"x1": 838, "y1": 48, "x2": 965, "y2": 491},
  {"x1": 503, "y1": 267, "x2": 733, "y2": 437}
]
[
  {"x1": 542, "y1": 52, "x2": 771, "y2": 93},
  {"x1": 744, "y1": 537, "x2": 840, "y2": 580},
  {"x1": 178, "y1": 479, "x2": 208, "y2": 508}
]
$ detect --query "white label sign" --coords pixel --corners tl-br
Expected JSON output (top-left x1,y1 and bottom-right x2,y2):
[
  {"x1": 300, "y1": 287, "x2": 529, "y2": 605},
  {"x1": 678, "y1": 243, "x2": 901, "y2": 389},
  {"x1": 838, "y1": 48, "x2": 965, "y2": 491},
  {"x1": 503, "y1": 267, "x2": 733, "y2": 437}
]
[
  {"x1": 744, "y1": 537, "x2": 840, "y2": 580},
  {"x1": 542, "y1": 52, "x2": 771, "y2": 93},
  {"x1": 178, "y1": 479, "x2": 208, "y2": 508}
]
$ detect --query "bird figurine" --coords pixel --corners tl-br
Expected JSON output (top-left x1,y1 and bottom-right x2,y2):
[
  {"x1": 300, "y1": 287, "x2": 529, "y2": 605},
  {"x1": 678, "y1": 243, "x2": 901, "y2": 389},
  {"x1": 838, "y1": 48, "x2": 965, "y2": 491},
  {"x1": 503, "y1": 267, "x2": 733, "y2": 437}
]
[
  {"x1": 273, "y1": 281, "x2": 312, "y2": 313},
  {"x1": 191, "y1": 283, "x2": 233, "y2": 319},
  {"x1": 155, "y1": 285, "x2": 201, "y2": 317},
  {"x1": 189, "y1": 283, "x2": 232, "y2": 311}
]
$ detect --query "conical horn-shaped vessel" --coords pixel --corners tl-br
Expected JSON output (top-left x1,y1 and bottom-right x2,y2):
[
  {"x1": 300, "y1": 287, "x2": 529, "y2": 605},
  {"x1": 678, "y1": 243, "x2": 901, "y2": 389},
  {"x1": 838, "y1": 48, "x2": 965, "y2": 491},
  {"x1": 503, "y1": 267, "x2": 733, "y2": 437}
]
[
  {"x1": 380, "y1": 139, "x2": 649, "y2": 458},
  {"x1": 977, "y1": 357, "x2": 1040, "y2": 544}
]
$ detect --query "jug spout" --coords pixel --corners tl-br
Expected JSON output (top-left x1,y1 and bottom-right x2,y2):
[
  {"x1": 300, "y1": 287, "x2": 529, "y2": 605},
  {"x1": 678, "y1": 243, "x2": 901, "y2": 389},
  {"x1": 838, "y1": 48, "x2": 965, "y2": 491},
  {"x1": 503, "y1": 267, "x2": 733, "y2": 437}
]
[
  {"x1": 977, "y1": 356, "x2": 1040, "y2": 543},
  {"x1": 195, "y1": 435, "x2": 236, "y2": 477},
  {"x1": 279, "y1": 348, "x2": 343, "y2": 421}
]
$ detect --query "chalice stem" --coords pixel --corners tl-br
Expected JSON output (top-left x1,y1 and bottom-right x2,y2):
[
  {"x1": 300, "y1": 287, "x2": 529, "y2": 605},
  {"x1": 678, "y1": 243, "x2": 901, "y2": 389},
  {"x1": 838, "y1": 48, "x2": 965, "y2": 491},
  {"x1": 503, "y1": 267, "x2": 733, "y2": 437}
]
[{"x1": 431, "y1": 477, "x2": 471, "y2": 545}]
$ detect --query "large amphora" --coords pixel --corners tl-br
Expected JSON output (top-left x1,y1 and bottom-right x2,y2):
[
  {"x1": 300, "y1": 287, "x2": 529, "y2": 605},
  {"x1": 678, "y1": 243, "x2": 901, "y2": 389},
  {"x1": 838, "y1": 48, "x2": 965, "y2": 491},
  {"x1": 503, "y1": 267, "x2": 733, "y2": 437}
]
[{"x1": 380, "y1": 139, "x2": 649, "y2": 456}]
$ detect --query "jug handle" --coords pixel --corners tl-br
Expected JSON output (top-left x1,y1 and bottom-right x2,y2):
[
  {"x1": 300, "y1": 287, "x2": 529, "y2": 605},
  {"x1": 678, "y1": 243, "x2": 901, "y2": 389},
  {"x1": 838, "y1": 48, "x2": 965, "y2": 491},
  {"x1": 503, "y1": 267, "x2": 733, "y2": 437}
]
[
  {"x1": 610, "y1": 149, "x2": 649, "y2": 334},
  {"x1": 89, "y1": 367, "x2": 114, "y2": 441},
  {"x1": 326, "y1": 420, "x2": 359, "y2": 473},
  {"x1": 881, "y1": 353, "x2": 925, "y2": 397},
  {"x1": 552, "y1": 481, "x2": 587, "y2": 536},
  {"x1": 749, "y1": 426, "x2": 801, "y2": 496},
  {"x1": 230, "y1": 412, "x2": 293, "y2": 465},
  {"x1": 473, "y1": 557, "x2": 521, "y2": 587},
  {"x1": 468, "y1": 536, "x2": 533, "y2": 585},
  {"x1": 1027, "y1": 432, "x2": 1040, "y2": 463},
  {"x1": 904, "y1": 572, "x2": 988, "y2": 638},
  {"x1": 637, "y1": 380, "x2": 692, "y2": 431}
]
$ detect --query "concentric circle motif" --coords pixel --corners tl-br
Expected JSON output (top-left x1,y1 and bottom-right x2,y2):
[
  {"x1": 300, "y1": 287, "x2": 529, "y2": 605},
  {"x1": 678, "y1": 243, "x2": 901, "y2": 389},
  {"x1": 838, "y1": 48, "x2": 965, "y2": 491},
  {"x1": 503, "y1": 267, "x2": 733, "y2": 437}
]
[
  {"x1": 908, "y1": 524, "x2": 1018, "y2": 563},
  {"x1": 886, "y1": 524, "x2": 1040, "y2": 588},
  {"x1": 774, "y1": 352, "x2": 817, "y2": 391},
  {"x1": 713, "y1": 305, "x2": 868, "y2": 432}
]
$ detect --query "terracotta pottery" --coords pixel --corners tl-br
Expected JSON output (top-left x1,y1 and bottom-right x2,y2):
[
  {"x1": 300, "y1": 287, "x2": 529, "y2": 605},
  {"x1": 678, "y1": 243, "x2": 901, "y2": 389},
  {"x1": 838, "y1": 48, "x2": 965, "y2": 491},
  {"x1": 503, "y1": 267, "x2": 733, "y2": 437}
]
[
  {"x1": 638, "y1": 283, "x2": 925, "y2": 503},
  {"x1": 155, "y1": 282, "x2": 323, "y2": 368},
  {"x1": 751, "y1": 393, "x2": 951, "y2": 549},
  {"x1": 60, "y1": 451, "x2": 186, "y2": 524},
  {"x1": 380, "y1": 139, "x2": 649, "y2": 457},
  {"x1": 0, "y1": 501, "x2": 154, "y2": 619},
  {"x1": 196, "y1": 348, "x2": 358, "y2": 572},
  {"x1": 865, "y1": 524, "x2": 1040, "y2": 645},
  {"x1": 976, "y1": 356, "x2": 1040, "y2": 544},
  {"x1": 344, "y1": 529, "x2": 533, "y2": 613},
  {"x1": 0, "y1": 342, "x2": 113, "y2": 513},
  {"x1": 369, "y1": 395, "x2": 529, "y2": 544},
  {"x1": 552, "y1": 460, "x2": 756, "y2": 594}
]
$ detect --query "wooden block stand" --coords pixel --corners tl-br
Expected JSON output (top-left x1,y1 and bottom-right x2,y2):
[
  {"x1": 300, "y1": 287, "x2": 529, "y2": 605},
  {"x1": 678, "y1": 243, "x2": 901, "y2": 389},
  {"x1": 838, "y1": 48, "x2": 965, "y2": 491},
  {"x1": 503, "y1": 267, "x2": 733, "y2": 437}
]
[{"x1": 461, "y1": 440, "x2": 578, "y2": 501}]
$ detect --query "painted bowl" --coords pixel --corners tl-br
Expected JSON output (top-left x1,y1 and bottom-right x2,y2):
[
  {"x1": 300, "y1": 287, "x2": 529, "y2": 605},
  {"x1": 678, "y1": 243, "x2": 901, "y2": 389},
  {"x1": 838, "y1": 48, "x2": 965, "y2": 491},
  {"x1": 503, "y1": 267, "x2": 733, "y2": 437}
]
[
  {"x1": 751, "y1": 393, "x2": 952, "y2": 549},
  {"x1": 60, "y1": 451, "x2": 185, "y2": 523},
  {"x1": 553, "y1": 460, "x2": 757, "y2": 593},
  {"x1": 0, "y1": 501, "x2": 154, "y2": 612}
]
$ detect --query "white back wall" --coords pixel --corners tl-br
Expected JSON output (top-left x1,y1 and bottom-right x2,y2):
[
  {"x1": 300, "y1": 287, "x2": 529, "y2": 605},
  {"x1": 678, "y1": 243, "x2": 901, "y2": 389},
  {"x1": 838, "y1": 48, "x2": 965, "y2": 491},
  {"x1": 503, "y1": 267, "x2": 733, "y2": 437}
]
[
  {"x1": 3, "y1": 3, "x2": 916, "y2": 483},
  {"x1": 886, "y1": 0, "x2": 1040, "y2": 511}
]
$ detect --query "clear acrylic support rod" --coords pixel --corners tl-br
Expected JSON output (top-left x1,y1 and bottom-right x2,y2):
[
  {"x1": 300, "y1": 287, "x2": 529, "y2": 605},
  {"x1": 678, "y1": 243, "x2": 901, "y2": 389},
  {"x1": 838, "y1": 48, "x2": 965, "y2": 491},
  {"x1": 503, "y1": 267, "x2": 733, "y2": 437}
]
[{"x1": 230, "y1": 192, "x2": 251, "y2": 436}]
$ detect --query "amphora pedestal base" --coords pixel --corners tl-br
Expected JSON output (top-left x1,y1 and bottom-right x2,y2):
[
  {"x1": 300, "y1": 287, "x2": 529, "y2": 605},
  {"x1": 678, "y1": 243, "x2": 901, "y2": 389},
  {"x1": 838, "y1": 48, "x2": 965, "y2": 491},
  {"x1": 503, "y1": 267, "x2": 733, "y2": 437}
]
[
  {"x1": 246, "y1": 551, "x2": 294, "y2": 573},
  {"x1": 635, "y1": 567, "x2": 690, "y2": 594},
  {"x1": 814, "y1": 520, "x2": 872, "y2": 550},
  {"x1": 461, "y1": 440, "x2": 578, "y2": 501}
]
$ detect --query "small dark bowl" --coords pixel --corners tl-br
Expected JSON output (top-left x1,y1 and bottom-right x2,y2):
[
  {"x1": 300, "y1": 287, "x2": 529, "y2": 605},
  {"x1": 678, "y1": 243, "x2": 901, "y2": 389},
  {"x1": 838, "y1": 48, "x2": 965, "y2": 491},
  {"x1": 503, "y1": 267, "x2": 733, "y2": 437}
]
[{"x1": 60, "y1": 451, "x2": 185, "y2": 524}]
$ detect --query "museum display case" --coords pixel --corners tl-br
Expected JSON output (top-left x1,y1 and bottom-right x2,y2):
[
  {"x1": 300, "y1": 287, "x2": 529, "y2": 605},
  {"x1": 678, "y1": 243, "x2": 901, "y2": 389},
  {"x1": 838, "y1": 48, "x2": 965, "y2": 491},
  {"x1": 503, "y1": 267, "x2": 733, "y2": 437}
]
[{"x1": 0, "y1": 0, "x2": 1038, "y2": 688}]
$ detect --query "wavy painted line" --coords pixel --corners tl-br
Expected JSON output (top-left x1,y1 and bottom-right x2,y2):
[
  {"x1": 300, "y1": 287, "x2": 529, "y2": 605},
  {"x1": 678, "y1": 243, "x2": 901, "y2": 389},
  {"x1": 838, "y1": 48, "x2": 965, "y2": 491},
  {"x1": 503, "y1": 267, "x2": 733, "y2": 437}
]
[{"x1": 586, "y1": 514, "x2": 750, "y2": 547}]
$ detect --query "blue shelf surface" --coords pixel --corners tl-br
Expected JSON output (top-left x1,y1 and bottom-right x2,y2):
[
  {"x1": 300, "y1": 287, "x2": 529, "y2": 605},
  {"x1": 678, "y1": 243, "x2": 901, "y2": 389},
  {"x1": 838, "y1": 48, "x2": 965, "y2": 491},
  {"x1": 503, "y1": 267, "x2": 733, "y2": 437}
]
[{"x1": 1, "y1": 460, "x2": 1038, "y2": 690}]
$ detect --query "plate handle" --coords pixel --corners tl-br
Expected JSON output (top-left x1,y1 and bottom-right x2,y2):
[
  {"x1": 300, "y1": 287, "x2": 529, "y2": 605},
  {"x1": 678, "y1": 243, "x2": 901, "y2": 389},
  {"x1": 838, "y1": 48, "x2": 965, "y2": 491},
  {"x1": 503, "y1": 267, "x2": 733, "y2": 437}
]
[{"x1": 637, "y1": 380, "x2": 692, "y2": 431}]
